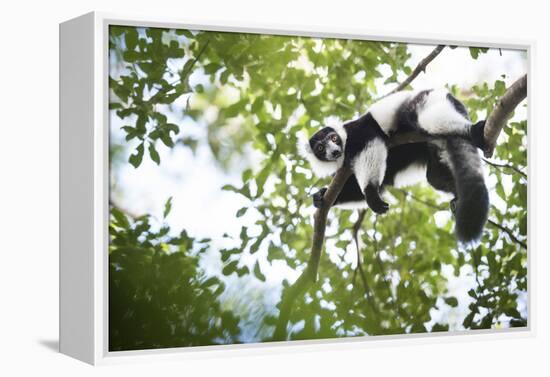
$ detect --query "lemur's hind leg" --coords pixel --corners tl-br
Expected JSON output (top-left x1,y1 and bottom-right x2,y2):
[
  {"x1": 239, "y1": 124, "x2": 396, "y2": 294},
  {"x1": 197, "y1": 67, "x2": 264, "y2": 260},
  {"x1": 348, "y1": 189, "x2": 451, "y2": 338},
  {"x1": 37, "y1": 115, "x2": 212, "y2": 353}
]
[
  {"x1": 312, "y1": 187, "x2": 327, "y2": 209},
  {"x1": 311, "y1": 175, "x2": 367, "y2": 209},
  {"x1": 426, "y1": 144, "x2": 457, "y2": 214}
]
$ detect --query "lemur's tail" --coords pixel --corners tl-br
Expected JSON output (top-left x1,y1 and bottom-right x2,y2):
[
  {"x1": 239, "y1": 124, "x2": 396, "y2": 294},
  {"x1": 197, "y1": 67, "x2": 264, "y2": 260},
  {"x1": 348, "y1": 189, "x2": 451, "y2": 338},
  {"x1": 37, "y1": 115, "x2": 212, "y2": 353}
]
[{"x1": 446, "y1": 137, "x2": 489, "y2": 245}]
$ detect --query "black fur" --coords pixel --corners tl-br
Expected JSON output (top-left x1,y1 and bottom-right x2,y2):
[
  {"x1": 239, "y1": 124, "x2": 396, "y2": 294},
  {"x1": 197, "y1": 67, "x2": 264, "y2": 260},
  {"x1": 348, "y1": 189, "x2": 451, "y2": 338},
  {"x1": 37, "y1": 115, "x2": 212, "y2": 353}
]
[
  {"x1": 469, "y1": 120, "x2": 486, "y2": 150},
  {"x1": 342, "y1": 113, "x2": 388, "y2": 166},
  {"x1": 426, "y1": 144, "x2": 456, "y2": 193},
  {"x1": 365, "y1": 184, "x2": 389, "y2": 214},
  {"x1": 446, "y1": 93, "x2": 470, "y2": 119},
  {"x1": 313, "y1": 187, "x2": 328, "y2": 209},
  {"x1": 395, "y1": 90, "x2": 433, "y2": 133},
  {"x1": 382, "y1": 143, "x2": 430, "y2": 186},
  {"x1": 313, "y1": 137, "x2": 489, "y2": 242},
  {"x1": 445, "y1": 138, "x2": 489, "y2": 243},
  {"x1": 307, "y1": 90, "x2": 489, "y2": 243},
  {"x1": 334, "y1": 175, "x2": 364, "y2": 205}
]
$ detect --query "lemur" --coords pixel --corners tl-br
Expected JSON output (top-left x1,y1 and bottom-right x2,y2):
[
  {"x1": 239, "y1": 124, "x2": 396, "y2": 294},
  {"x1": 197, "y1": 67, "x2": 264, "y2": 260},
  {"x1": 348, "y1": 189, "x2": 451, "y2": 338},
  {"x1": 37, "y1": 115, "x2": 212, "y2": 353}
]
[{"x1": 300, "y1": 89, "x2": 489, "y2": 244}]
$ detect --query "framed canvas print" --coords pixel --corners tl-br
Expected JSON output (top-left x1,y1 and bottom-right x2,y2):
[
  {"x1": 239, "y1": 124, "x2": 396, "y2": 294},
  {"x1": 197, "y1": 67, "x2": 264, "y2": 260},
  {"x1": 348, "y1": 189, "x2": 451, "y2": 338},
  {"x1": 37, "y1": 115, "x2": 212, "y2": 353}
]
[{"x1": 60, "y1": 12, "x2": 532, "y2": 365}]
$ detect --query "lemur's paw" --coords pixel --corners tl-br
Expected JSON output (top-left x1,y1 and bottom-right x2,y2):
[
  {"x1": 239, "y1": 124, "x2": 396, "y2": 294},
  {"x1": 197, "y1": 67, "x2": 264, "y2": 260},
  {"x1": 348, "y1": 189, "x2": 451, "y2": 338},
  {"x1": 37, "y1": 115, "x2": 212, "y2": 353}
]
[
  {"x1": 364, "y1": 184, "x2": 389, "y2": 214},
  {"x1": 450, "y1": 198, "x2": 457, "y2": 215},
  {"x1": 312, "y1": 187, "x2": 328, "y2": 209},
  {"x1": 369, "y1": 199, "x2": 390, "y2": 214},
  {"x1": 470, "y1": 120, "x2": 486, "y2": 150}
]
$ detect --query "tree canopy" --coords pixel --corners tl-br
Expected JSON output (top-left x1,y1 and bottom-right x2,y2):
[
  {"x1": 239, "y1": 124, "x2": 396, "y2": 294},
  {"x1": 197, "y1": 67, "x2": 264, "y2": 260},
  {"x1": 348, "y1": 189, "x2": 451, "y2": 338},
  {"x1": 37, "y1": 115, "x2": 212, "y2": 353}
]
[{"x1": 108, "y1": 26, "x2": 527, "y2": 350}]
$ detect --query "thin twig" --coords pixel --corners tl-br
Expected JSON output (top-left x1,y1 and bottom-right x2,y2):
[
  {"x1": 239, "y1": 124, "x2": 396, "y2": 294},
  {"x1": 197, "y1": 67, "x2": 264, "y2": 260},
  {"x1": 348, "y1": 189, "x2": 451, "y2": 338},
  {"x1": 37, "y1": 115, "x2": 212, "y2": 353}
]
[
  {"x1": 399, "y1": 190, "x2": 526, "y2": 250},
  {"x1": 378, "y1": 45, "x2": 446, "y2": 100},
  {"x1": 395, "y1": 189, "x2": 446, "y2": 211},
  {"x1": 351, "y1": 210, "x2": 378, "y2": 314},
  {"x1": 482, "y1": 158, "x2": 527, "y2": 178},
  {"x1": 487, "y1": 220, "x2": 527, "y2": 249},
  {"x1": 147, "y1": 39, "x2": 210, "y2": 104}
]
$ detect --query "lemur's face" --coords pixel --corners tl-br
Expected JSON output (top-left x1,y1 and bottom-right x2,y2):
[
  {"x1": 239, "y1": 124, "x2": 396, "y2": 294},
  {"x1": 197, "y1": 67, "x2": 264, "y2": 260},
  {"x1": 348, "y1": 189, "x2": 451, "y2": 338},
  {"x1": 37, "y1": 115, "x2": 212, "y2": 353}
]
[{"x1": 309, "y1": 127, "x2": 343, "y2": 161}]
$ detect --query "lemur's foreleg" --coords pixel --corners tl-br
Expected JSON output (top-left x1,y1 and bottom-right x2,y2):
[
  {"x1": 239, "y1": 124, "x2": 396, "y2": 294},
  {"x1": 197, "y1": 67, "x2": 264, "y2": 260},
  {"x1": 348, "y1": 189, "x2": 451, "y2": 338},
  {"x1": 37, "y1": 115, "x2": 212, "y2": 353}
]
[{"x1": 352, "y1": 138, "x2": 389, "y2": 214}]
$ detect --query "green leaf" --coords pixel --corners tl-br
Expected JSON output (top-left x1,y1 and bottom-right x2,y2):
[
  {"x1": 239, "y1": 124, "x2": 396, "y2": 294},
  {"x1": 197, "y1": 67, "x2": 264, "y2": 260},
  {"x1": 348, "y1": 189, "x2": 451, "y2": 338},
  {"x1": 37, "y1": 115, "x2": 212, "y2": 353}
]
[
  {"x1": 253, "y1": 261, "x2": 266, "y2": 282},
  {"x1": 204, "y1": 62, "x2": 222, "y2": 74},
  {"x1": 111, "y1": 206, "x2": 130, "y2": 229},
  {"x1": 224, "y1": 100, "x2": 244, "y2": 118},
  {"x1": 222, "y1": 261, "x2": 239, "y2": 276},
  {"x1": 463, "y1": 312, "x2": 475, "y2": 328},
  {"x1": 236, "y1": 207, "x2": 248, "y2": 218},
  {"x1": 221, "y1": 184, "x2": 239, "y2": 193},
  {"x1": 163, "y1": 196, "x2": 173, "y2": 219},
  {"x1": 251, "y1": 97, "x2": 264, "y2": 113},
  {"x1": 236, "y1": 266, "x2": 250, "y2": 277},
  {"x1": 504, "y1": 307, "x2": 522, "y2": 319},
  {"x1": 148, "y1": 142, "x2": 160, "y2": 165},
  {"x1": 129, "y1": 143, "x2": 145, "y2": 168},
  {"x1": 124, "y1": 28, "x2": 138, "y2": 51},
  {"x1": 267, "y1": 242, "x2": 285, "y2": 262},
  {"x1": 444, "y1": 297, "x2": 459, "y2": 307},
  {"x1": 469, "y1": 47, "x2": 488, "y2": 59}
]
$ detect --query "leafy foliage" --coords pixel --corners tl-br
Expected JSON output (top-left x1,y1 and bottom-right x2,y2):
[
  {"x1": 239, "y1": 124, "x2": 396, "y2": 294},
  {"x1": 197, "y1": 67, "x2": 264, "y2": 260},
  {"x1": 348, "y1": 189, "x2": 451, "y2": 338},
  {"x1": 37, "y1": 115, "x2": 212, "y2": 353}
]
[
  {"x1": 109, "y1": 204, "x2": 239, "y2": 350},
  {"x1": 109, "y1": 26, "x2": 528, "y2": 350}
]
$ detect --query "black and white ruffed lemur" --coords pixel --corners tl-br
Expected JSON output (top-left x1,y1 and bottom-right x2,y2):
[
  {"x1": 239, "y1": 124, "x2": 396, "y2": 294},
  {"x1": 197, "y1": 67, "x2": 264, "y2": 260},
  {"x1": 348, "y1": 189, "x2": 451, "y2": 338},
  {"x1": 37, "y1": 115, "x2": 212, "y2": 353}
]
[{"x1": 300, "y1": 89, "x2": 489, "y2": 245}]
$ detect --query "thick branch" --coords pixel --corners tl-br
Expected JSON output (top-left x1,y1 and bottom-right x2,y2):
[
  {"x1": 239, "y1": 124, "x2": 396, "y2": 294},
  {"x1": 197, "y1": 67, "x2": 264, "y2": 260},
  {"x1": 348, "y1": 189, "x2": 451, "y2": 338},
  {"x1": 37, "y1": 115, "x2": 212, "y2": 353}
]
[
  {"x1": 273, "y1": 167, "x2": 352, "y2": 340},
  {"x1": 483, "y1": 74, "x2": 527, "y2": 157},
  {"x1": 379, "y1": 45, "x2": 445, "y2": 100}
]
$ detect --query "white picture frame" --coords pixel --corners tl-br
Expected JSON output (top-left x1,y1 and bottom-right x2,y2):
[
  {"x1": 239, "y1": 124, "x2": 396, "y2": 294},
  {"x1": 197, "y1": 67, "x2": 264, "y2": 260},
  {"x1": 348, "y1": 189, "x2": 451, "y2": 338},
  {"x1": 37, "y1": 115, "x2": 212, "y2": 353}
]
[{"x1": 60, "y1": 11, "x2": 535, "y2": 365}]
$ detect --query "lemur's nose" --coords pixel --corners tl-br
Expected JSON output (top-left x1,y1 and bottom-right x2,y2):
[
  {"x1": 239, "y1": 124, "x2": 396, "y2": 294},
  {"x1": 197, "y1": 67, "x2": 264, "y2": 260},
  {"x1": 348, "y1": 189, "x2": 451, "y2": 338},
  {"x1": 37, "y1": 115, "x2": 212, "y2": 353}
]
[{"x1": 332, "y1": 150, "x2": 342, "y2": 158}]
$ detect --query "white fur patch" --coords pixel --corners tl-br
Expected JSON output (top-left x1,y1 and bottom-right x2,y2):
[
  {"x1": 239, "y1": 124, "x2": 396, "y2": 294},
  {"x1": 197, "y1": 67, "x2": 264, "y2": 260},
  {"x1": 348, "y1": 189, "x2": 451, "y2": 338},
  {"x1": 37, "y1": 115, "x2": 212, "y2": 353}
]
[
  {"x1": 393, "y1": 163, "x2": 427, "y2": 188},
  {"x1": 369, "y1": 91, "x2": 413, "y2": 134},
  {"x1": 417, "y1": 89, "x2": 471, "y2": 135},
  {"x1": 334, "y1": 201, "x2": 368, "y2": 210},
  {"x1": 353, "y1": 138, "x2": 388, "y2": 190}
]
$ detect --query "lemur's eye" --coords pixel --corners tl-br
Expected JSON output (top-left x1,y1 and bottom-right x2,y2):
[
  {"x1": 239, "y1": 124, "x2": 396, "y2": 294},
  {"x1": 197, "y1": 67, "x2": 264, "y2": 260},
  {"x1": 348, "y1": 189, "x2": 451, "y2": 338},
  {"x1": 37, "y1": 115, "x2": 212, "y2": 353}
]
[
  {"x1": 316, "y1": 145, "x2": 324, "y2": 152},
  {"x1": 331, "y1": 135, "x2": 338, "y2": 142}
]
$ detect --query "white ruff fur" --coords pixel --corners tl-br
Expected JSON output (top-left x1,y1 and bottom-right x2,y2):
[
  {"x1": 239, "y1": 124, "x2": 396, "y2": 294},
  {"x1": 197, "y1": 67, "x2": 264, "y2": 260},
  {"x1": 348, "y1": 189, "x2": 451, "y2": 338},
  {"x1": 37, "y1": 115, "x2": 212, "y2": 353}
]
[
  {"x1": 417, "y1": 89, "x2": 471, "y2": 135},
  {"x1": 353, "y1": 138, "x2": 387, "y2": 190}
]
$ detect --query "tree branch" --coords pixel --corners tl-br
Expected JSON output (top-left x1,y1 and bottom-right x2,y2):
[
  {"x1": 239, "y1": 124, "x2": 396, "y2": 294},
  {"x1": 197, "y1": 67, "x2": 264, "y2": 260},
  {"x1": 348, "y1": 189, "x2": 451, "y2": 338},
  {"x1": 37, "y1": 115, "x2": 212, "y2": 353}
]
[
  {"x1": 483, "y1": 74, "x2": 527, "y2": 157},
  {"x1": 273, "y1": 167, "x2": 352, "y2": 340},
  {"x1": 378, "y1": 45, "x2": 445, "y2": 100}
]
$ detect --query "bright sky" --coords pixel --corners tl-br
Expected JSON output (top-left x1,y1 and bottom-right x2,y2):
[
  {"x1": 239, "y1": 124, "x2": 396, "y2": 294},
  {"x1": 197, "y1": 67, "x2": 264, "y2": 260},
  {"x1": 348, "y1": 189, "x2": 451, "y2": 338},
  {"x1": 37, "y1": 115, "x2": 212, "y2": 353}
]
[{"x1": 110, "y1": 39, "x2": 527, "y2": 340}]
